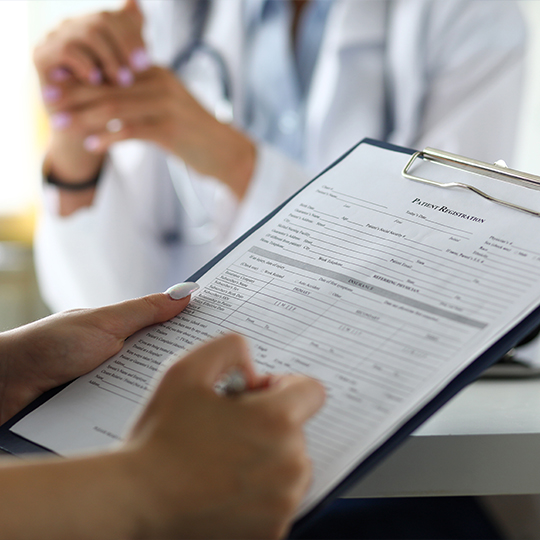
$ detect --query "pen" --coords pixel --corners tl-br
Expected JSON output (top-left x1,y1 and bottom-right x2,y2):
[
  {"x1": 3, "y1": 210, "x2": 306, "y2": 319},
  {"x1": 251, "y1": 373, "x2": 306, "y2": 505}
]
[{"x1": 219, "y1": 369, "x2": 247, "y2": 396}]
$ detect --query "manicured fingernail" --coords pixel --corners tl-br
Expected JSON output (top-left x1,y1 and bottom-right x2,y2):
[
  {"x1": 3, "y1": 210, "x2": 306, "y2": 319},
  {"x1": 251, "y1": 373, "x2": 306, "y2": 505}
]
[
  {"x1": 83, "y1": 135, "x2": 101, "y2": 152},
  {"x1": 42, "y1": 85, "x2": 61, "y2": 103},
  {"x1": 50, "y1": 67, "x2": 70, "y2": 82},
  {"x1": 50, "y1": 112, "x2": 71, "y2": 130},
  {"x1": 117, "y1": 66, "x2": 134, "y2": 86},
  {"x1": 89, "y1": 68, "x2": 102, "y2": 85},
  {"x1": 130, "y1": 48, "x2": 151, "y2": 72},
  {"x1": 165, "y1": 282, "x2": 200, "y2": 300}
]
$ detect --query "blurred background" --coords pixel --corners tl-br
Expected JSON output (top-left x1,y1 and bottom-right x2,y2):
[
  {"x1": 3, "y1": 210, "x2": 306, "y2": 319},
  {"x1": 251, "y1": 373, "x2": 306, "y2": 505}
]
[
  {"x1": 0, "y1": 0, "x2": 539, "y2": 331},
  {"x1": 0, "y1": 0, "x2": 121, "y2": 329},
  {"x1": 1, "y1": 2, "x2": 540, "y2": 538}
]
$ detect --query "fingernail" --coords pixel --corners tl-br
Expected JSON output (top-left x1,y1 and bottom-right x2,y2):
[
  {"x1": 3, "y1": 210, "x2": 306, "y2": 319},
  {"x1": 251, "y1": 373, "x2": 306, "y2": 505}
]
[
  {"x1": 165, "y1": 282, "x2": 200, "y2": 300},
  {"x1": 130, "y1": 48, "x2": 151, "y2": 72},
  {"x1": 50, "y1": 112, "x2": 71, "y2": 130},
  {"x1": 50, "y1": 67, "x2": 70, "y2": 82},
  {"x1": 42, "y1": 85, "x2": 61, "y2": 103},
  {"x1": 83, "y1": 135, "x2": 101, "y2": 152},
  {"x1": 267, "y1": 374, "x2": 284, "y2": 387},
  {"x1": 89, "y1": 68, "x2": 102, "y2": 85},
  {"x1": 117, "y1": 66, "x2": 134, "y2": 86}
]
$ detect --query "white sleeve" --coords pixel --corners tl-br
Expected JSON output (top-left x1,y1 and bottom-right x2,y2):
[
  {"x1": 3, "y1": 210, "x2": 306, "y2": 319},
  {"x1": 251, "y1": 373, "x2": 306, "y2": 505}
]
[
  {"x1": 226, "y1": 142, "x2": 310, "y2": 241},
  {"x1": 35, "y1": 142, "x2": 182, "y2": 312}
]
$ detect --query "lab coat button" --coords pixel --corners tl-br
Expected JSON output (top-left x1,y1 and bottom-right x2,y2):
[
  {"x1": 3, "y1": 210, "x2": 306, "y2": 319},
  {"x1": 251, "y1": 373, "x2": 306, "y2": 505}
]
[{"x1": 278, "y1": 110, "x2": 299, "y2": 134}]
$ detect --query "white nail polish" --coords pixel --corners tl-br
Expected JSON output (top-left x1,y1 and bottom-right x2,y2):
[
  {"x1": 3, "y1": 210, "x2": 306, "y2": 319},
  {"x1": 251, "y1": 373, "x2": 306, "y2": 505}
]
[{"x1": 165, "y1": 282, "x2": 199, "y2": 300}]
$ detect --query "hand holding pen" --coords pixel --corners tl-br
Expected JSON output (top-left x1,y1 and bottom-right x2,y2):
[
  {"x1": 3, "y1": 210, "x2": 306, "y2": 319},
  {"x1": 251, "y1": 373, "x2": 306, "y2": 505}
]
[
  {"x1": 0, "y1": 283, "x2": 325, "y2": 539},
  {"x1": 127, "y1": 333, "x2": 326, "y2": 539}
]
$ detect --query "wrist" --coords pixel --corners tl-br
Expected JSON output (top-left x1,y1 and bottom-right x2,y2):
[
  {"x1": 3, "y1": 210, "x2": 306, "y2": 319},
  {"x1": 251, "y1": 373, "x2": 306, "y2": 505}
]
[
  {"x1": 47, "y1": 133, "x2": 104, "y2": 185},
  {"x1": 45, "y1": 168, "x2": 101, "y2": 191},
  {"x1": 0, "y1": 334, "x2": 12, "y2": 422},
  {"x1": 0, "y1": 451, "x2": 144, "y2": 540},
  {"x1": 0, "y1": 330, "x2": 29, "y2": 424},
  {"x1": 212, "y1": 123, "x2": 256, "y2": 200},
  {"x1": 226, "y1": 130, "x2": 257, "y2": 200},
  {"x1": 118, "y1": 444, "x2": 182, "y2": 540},
  {"x1": 99, "y1": 450, "x2": 151, "y2": 540},
  {"x1": 44, "y1": 148, "x2": 104, "y2": 216}
]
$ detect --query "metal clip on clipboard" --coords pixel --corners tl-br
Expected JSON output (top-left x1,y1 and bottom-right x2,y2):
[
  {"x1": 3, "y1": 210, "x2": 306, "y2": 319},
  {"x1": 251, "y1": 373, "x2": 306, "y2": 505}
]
[
  {"x1": 402, "y1": 147, "x2": 540, "y2": 218},
  {"x1": 403, "y1": 147, "x2": 540, "y2": 377}
]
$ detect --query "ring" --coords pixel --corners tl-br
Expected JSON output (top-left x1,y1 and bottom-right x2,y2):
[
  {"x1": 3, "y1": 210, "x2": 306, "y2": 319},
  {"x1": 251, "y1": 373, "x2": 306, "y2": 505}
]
[{"x1": 106, "y1": 118, "x2": 124, "y2": 133}]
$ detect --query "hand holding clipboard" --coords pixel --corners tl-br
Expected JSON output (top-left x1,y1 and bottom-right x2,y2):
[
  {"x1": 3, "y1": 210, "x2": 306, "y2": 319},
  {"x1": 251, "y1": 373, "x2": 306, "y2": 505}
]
[{"x1": 4, "y1": 140, "x2": 540, "y2": 536}]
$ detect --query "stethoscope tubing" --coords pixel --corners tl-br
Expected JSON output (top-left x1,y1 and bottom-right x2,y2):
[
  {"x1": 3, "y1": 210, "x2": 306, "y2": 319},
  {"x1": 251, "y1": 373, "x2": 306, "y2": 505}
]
[{"x1": 166, "y1": 1, "x2": 234, "y2": 245}]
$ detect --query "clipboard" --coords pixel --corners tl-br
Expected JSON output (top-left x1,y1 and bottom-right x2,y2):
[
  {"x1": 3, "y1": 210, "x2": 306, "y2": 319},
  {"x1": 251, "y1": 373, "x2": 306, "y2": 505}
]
[{"x1": 2, "y1": 139, "x2": 540, "y2": 538}]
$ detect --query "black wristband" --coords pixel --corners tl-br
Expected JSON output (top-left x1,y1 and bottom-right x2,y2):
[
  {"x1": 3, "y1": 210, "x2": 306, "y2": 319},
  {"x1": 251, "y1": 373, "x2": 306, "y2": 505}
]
[{"x1": 45, "y1": 169, "x2": 101, "y2": 191}]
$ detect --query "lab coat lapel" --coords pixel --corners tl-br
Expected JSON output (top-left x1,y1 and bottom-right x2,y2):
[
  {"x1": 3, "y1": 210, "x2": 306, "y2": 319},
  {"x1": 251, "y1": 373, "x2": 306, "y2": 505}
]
[
  {"x1": 305, "y1": 0, "x2": 388, "y2": 169},
  {"x1": 384, "y1": 0, "x2": 426, "y2": 148}
]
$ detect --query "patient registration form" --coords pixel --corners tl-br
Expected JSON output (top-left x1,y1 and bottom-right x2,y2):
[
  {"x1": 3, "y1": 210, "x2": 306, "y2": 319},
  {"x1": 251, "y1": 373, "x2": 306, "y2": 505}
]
[{"x1": 13, "y1": 142, "x2": 540, "y2": 516}]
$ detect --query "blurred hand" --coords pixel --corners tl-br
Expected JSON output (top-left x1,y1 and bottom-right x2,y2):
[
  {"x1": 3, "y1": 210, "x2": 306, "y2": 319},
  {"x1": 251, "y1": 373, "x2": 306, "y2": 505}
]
[
  {"x1": 125, "y1": 334, "x2": 326, "y2": 539},
  {"x1": 44, "y1": 66, "x2": 255, "y2": 200},
  {"x1": 34, "y1": 0, "x2": 254, "y2": 210},
  {"x1": 33, "y1": 0, "x2": 150, "y2": 193},
  {"x1": 0, "y1": 290, "x2": 192, "y2": 423},
  {"x1": 34, "y1": 0, "x2": 148, "y2": 88}
]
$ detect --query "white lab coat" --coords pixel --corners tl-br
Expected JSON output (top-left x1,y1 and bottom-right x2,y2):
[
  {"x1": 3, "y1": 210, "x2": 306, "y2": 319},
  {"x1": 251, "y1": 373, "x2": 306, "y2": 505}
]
[{"x1": 36, "y1": 0, "x2": 526, "y2": 312}]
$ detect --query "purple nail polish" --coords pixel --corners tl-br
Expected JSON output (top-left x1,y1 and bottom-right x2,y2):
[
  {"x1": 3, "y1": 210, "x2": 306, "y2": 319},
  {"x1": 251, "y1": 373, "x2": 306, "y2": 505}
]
[
  {"x1": 83, "y1": 135, "x2": 101, "y2": 152},
  {"x1": 89, "y1": 68, "x2": 102, "y2": 86},
  {"x1": 130, "y1": 48, "x2": 151, "y2": 72},
  {"x1": 42, "y1": 85, "x2": 61, "y2": 103},
  {"x1": 50, "y1": 112, "x2": 71, "y2": 130},
  {"x1": 50, "y1": 67, "x2": 70, "y2": 82},
  {"x1": 117, "y1": 66, "x2": 134, "y2": 87}
]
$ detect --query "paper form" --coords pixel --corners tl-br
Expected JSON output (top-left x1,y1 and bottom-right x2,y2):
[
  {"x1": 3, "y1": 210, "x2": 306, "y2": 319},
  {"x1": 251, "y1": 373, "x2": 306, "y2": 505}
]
[{"x1": 12, "y1": 142, "x2": 540, "y2": 516}]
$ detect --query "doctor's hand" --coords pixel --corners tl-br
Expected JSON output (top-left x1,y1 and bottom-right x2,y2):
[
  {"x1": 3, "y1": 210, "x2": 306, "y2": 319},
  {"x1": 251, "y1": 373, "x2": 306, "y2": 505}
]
[
  {"x1": 84, "y1": 66, "x2": 255, "y2": 199},
  {"x1": 34, "y1": 0, "x2": 147, "y2": 88},
  {"x1": 34, "y1": 0, "x2": 149, "y2": 196},
  {"x1": 0, "y1": 282, "x2": 196, "y2": 424},
  {"x1": 44, "y1": 66, "x2": 256, "y2": 205},
  {"x1": 124, "y1": 333, "x2": 326, "y2": 539}
]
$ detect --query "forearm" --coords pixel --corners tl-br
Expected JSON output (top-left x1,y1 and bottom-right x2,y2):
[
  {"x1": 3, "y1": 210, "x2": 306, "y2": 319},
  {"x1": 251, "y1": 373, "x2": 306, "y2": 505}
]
[
  {"x1": 201, "y1": 120, "x2": 256, "y2": 201},
  {"x1": 0, "y1": 334, "x2": 11, "y2": 423},
  {"x1": 0, "y1": 328, "x2": 56, "y2": 424},
  {"x1": 0, "y1": 451, "x2": 144, "y2": 540},
  {"x1": 225, "y1": 143, "x2": 309, "y2": 242},
  {"x1": 0, "y1": 331, "x2": 27, "y2": 424}
]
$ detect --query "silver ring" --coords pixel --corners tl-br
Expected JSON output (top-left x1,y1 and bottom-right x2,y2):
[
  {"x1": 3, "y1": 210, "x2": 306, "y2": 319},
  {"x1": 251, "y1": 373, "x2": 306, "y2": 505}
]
[{"x1": 106, "y1": 118, "x2": 124, "y2": 133}]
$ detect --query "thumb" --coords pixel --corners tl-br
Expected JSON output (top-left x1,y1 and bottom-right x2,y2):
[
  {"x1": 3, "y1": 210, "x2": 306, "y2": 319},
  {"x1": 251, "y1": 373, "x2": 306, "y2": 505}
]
[
  {"x1": 123, "y1": 0, "x2": 141, "y2": 13},
  {"x1": 95, "y1": 282, "x2": 199, "y2": 339},
  {"x1": 254, "y1": 375, "x2": 326, "y2": 424},
  {"x1": 123, "y1": 0, "x2": 144, "y2": 23},
  {"x1": 173, "y1": 333, "x2": 258, "y2": 391}
]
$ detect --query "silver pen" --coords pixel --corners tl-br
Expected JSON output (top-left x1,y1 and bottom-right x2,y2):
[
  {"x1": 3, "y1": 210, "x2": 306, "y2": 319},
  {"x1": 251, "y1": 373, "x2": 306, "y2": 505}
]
[{"x1": 219, "y1": 369, "x2": 247, "y2": 396}]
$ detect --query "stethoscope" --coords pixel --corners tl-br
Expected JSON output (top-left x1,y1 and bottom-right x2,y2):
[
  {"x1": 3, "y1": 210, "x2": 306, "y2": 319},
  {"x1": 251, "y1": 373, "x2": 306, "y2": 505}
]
[
  {"x1": 166, "y1": 0, "x2": 234, "y2": 245},
  {"x1": 164, "y1": 0, "x2": 393, "y2": 245}
]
